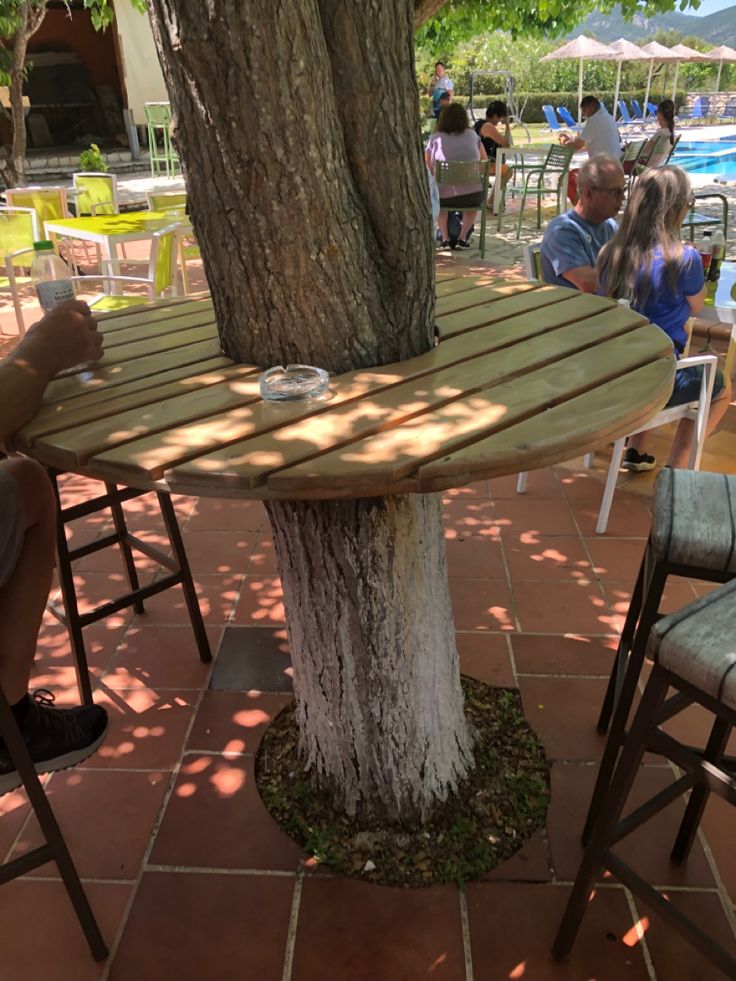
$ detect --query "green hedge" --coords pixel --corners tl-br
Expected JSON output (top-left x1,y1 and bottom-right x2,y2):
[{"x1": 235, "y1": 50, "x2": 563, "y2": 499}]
[{"x1": 456, "y1": 90, "x2": 687, "y2": 124}]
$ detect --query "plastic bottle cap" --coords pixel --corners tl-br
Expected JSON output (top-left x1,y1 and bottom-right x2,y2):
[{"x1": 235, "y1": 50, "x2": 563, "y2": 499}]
[{"x1": 33, "y1": 240, "x2": 54, "y2": 251}]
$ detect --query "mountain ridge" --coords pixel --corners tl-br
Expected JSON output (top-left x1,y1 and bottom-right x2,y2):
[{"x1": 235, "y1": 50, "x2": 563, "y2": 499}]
[{"x1": 569, "y1": 3, "x2": 736, "y2": 45}]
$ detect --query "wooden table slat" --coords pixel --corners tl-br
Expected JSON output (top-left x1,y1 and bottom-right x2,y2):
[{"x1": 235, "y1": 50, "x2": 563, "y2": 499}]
[
  {"x1": 41, "y1": 337, "x2": 226, "y2": 405},
  {"x1": 416, "y1": 359, "x2": 676, "y2": 491},
  {"x1": 78, "y1": 305, "x2": 648, "y2": 485},
  {"x1": 263, "y1": 328, "x2": 674, "y2": 493},
  {"x1": 99, "y1": 308, "x2": 217, "y2": 349},
  {"x1": 435, "y1": 274, "x2": 505, "y2": 298},
  {"x1": 18, "y1": 361, "x2": 253, "y2": 447},
  {"x1": 436, "y1": 287, "x2": 606, "y2": 338},
  {"x1": 160, "y1": 309, "x2": 663, "y2": 493},
  {"x1": 436, "y1": 281, "x2": 565, "y2": 318},
  {"x1": 96, "y1": 296, "x2": 211, "y2": 332}
]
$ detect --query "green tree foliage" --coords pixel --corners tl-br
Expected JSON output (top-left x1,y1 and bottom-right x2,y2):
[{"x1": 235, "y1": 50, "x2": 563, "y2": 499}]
[
  {"x1": 0, "y1": 0, "x2": 146, "y2": 185},
  {"x1": 415, "y1": 0, "x2": 701, "y2": 49}
]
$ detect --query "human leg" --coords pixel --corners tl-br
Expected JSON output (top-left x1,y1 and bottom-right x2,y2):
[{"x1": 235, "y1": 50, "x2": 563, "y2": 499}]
[
  {"x1": 567, "y1": 168, "x2": 579, "y2": 205},
  {"x1": 0, "y1": 458, "x2": 56, "y2": 703},
  {"x1": 459, "y1": 210, "x2": 478, "y2": 241},
  {"x1": 668, "y1": 371, "x2": 732, "y2": 468}
]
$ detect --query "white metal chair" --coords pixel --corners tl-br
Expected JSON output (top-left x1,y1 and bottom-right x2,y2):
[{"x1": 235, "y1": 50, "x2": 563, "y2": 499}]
[
  {"x1": 0, "y1": 205, "x2": 40, "y2": 336},
  {"x1": 70, "y1": 223, "x2": 183, "y2": 312}
]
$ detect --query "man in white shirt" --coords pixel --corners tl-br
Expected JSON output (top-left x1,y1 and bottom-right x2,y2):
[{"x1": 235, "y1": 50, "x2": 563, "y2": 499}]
[{"x1": 560, "y1": 95, "x2": 621, "y2": 204}]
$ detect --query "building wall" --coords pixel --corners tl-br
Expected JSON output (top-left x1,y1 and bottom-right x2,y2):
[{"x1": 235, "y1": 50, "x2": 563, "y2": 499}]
[
  {"x1": 113, "y1": 0, "x2": 170, "y2": 123},
  {"x1": 28, "y1": 6, "x2": 120, "y2": 92}
]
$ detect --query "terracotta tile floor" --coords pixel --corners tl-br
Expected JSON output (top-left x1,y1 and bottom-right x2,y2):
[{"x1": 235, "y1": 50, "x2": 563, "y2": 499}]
[
  {"x1": 1, "y1": 221, "x2": 735, "y2": 979},
  {"x1": 1, "y1": 460, "x2": 735, "y2": 981}
]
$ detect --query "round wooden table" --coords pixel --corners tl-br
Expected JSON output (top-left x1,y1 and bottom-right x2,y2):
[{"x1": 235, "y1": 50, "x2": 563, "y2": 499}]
[{"x1": 13, "y1": 273, "x2": 675, "y2": 498}]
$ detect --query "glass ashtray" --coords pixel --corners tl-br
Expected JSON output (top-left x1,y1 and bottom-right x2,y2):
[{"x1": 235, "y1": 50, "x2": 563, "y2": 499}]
[{"x1": 259, "y1": 364, "x2": 330, "y2": 402}]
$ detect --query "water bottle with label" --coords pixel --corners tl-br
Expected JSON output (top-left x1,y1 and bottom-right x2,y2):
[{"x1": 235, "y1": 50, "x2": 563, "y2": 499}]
[{"x1": 31, "y1": 241, "x2": 75, "y2": 312}]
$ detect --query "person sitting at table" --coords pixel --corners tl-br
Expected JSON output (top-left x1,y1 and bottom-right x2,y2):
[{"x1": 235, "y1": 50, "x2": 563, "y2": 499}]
[
  {"x1": 639, "y1": 98, "x2": 676, "y2": 170},
  {"x1": 559, "y1": 96, "x2": 621, "y2": 205},
  {"x1": 0, "y1": 302, "x2": 108, "y2": 796},
  {"x1": 540, "y1": 155, "x2": 624, "y2": 293},
  {"x1": 597, "y1": 165, "x2": 731, "y2": 471},
  {"x1": 425, "y1": 102, "x2": 488, "y2": 250},
  {"x1": 473, "y1": 100, "x2": 514, "y2": 204}
]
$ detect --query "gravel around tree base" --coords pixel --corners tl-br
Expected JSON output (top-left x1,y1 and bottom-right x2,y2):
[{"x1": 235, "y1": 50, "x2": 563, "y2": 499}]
[{"x1": 255, "y1": 677, "x2": 550, "y2": 887}]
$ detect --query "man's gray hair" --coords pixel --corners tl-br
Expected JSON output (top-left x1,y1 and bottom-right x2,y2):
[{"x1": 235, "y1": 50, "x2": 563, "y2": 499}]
[{"x1": 577, "y1": 154, "x2": 623, "y2": 193}]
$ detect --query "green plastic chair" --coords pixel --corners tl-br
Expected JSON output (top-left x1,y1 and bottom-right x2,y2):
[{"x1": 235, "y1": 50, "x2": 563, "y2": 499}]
[
  {"x1": 144, "y1": 103, "x2": 179, "y2": 178},
  {"x1": 433, "y1": 159, "x2": 491, "y2": 259},
  {"x1": 72, "y1": 172, "x2": 119, "y2": 217},
  {"x1": 71, "y1": 223, "x2": 182, "y2": 312},
  {"x1": 503, "y1": 144, "x2": 575, "y2": 238},
  {"x1": 0, "y1": 205, "x2": 41, "y2": 335}
]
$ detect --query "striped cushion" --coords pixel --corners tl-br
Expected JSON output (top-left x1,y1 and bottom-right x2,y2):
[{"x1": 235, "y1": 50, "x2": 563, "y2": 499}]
[
  {"x1": 652, "y1": 469, "x2": 736, "y2": 572},
  {"x1": 646, "y1": 579, "x2": 736, "y2": 710}
]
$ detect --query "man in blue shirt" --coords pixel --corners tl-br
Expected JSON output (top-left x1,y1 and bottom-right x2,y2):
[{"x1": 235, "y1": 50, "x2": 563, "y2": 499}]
[
  {"x1": 540, "y1": 155, "x2": 625, "y2": 292},
  {"x1": 428, "y1": 62, "x2": 454, "y2": 118}
]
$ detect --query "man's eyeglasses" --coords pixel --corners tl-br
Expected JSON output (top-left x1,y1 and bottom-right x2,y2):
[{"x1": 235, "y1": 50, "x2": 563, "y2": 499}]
[{"x1": 592, "y1": 185, "x2": 626, "y2": 198}]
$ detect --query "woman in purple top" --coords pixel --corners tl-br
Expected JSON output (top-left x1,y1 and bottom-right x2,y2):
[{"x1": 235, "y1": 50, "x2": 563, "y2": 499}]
[
  {"x1": 425, "y1": 103, "x2": 487, "y2": 250},
  {"x1": 597, "y1": 166, "x2": 731, "y2": 471}
]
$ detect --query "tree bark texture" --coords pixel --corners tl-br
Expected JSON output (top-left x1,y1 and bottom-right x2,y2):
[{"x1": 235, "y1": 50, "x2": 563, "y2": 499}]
[
  {"x1": 413, "y1": 0, "x2": 449, "y2": 29},
  {"x1": 2, "y1": 2, "x2": 47, "y2": 188},
  {"x1": 147, "y1": 0, "x2": 435, "y2": 374},
  {"x1": 266, "y1": 493, "x2": 472, "y2": 826}
]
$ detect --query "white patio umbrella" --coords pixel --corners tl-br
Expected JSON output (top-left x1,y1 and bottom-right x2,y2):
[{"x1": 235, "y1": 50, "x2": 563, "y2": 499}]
[
  {"x1": 607, "y1": 38, "x2": 649, "y2": 120},
  {"x1": 704, "y1": 45, "x2": 736, "y2": 93},
  {"x1": 668, "y1": 43, "x2": 712, "y2": 102},
  {"x1": 540, "y1": 35, "x2": 618, "y2": 123},
  {"x1": 640, "y1": 41, "x2": 680, "y2": 117}
]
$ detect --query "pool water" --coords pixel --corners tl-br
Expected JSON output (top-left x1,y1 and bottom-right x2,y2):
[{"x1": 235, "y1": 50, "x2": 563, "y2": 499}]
[{"x1": 672, "y1": 140, "x2": 736, "y2": 178}]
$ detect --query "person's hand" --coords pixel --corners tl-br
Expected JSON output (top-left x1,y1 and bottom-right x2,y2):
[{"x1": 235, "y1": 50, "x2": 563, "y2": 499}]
[{"x1": 20, "y1": 301, "x2": 103, "y2": 377}]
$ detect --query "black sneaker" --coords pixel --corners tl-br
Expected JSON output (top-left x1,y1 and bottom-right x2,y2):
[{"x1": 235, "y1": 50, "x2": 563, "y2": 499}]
[
  {"x1": 456, "y1": 236, "x2": 472, "y2": 250},
  {"x1": 621, "y1": 448, "x2": 657, "y2": 472},
  {"x1": 0, "y1": 690, "x2": 108, "y2": 796}
]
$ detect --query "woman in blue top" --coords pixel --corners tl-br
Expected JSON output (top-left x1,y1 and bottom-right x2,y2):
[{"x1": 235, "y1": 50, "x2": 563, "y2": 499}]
[{"x1": 597, "y1": 166, "x2": 731, "y2": 471}]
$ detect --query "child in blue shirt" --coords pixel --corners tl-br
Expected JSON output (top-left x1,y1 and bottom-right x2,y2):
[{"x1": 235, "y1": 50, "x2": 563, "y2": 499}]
[{"x1": 597, "y1": 166, "x2": 731, "y2": 471}]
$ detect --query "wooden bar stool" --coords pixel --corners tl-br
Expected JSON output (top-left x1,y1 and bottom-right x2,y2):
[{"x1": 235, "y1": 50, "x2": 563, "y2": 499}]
[
  {"x1": 554, "y1": 579, "x2": 736, "y2": 977},
  {"x1": 585, "y1": 469, "x2": 736, "y2": 842},
  {"x1": 46, "y1": 469, "x2": 211, "y2": 705},
  {"x1": 0, "y1": 685, "x2": 107, "y2": 961}
]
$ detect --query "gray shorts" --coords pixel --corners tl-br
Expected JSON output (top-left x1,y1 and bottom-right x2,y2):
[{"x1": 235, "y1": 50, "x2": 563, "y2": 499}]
[{"x1": 0, "y1": 467, "x2": 24, "y2": 588}]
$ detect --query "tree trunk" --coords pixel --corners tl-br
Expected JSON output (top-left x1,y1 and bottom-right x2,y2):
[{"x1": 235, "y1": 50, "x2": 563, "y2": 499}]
[
  {"x1": 2, "y1": 2, "x2": 48, "y2": 188},
  {"x1": 147, "y1": 0, "x2": 435, "y2": 374},
  {"x1": 266, "y1": 493, "x2": 472, "y2": 826},
  {"x1": 148, "y1": 1, "x2": 472, "y2": 825}
]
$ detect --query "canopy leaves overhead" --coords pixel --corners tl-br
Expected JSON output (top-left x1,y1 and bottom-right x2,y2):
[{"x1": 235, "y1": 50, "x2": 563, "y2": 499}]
[{"x1": 414, "y1": 0, "x2": 701, "y2": 48}]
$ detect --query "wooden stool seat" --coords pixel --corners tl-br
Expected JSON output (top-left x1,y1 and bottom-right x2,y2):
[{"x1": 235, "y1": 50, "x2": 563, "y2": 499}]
[
  {"x1": 647, "y1": 578, "x2": 736, "y2": 710},
  {"x1": 652, "y1": 468, "x2": 736, "y2": 571},
  {"x1": 555, "y1": 580, "x2": 736, "y2": 976}
]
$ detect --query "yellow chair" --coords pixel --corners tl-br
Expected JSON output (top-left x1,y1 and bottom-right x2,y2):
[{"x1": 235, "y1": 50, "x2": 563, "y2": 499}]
[
  {"x1": 0, "y1": 205, "x2": 41, "y2": 335},
  {"x1": 72, "y1": 172, "x2": 119, "y2": 217},
  {"x1": 145, "y1": 192, "x2": 201, "y2": 294},
  {"x1": 71, "y1": 223, "x2": 182, "y2": 312},
  {"x1": 4, "y1": 186, "x2": 70, "y2": 224}
]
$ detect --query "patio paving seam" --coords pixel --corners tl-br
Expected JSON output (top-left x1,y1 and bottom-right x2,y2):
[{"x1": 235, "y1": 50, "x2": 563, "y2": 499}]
[
  {"x1": 491, "y1": 534, "x2": 522, "y2": 632},
  {"x1": 144, "y1": 864, "x2": 298, "y2": 876},
  {"x1": 623, "y1": 887, "x2": 659, "y2": 981},
  {"x1": 280, "y1": 870, "x2": 304, "y2": 981},
  {"x1": 502, "y1": 632, "x2": 519, "y2": 688},
  {"x1": 2, "y1": 771, "x2": 52, "y2": 867},
  {"x1": 99, "y1": 635, "x2": 222, "y2": 980},
  {"x1": 458, "y1": 887, "x2": 474, "y2": 981}
]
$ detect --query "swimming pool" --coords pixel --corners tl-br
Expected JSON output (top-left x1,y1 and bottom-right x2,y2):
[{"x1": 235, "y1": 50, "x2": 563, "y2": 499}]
[{"x1": 672, "y1": 139, "x2": 736, "y2": 178}]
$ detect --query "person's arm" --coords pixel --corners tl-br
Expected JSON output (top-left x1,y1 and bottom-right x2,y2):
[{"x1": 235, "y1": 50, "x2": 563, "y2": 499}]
[
  {"x1": 0, "y1": 301, "x2": 103, "y2": 443},
  {"x1": 682, "y1": 245, "x2": 707, "y2": 316},
  {"x1": 480, "y1": 121, "x2": 510, "y2": 148},
  {"x1": 562, "y1": 265, "x2": 599, "y2": 293},
  {"x1": 560, "y1": 133, "x2": 585, "y2": 151},
  {"x1": 479, "y1": 143, "x2": 488, "y2": 162}
]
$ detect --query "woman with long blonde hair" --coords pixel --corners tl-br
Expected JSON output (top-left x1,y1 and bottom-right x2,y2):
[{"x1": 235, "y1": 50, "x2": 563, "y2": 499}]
[{"x1": 597, "y1": 166, "x2": 730, "y2": 470}]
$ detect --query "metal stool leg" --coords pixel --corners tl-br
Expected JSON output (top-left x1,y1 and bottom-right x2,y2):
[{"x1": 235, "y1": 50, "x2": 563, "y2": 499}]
[
  {"x1": 0, "y1": 688, "x2": 107, "y2": 961},
  {"x1": 554, "y1": 667, "x2": 670, "y2": 962},
  {"x1": 583, "y1": 564, "x2": 668, "y2": 844},
  {"x1": 671, "y1": 716, "x2": 732, "y2": 865},
  {"x1": 105, "y1": 483, "x2": 144, "y2": 614},
  {"x1": 158, "y1": 493, "x2": 211, "y2": 663}
]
